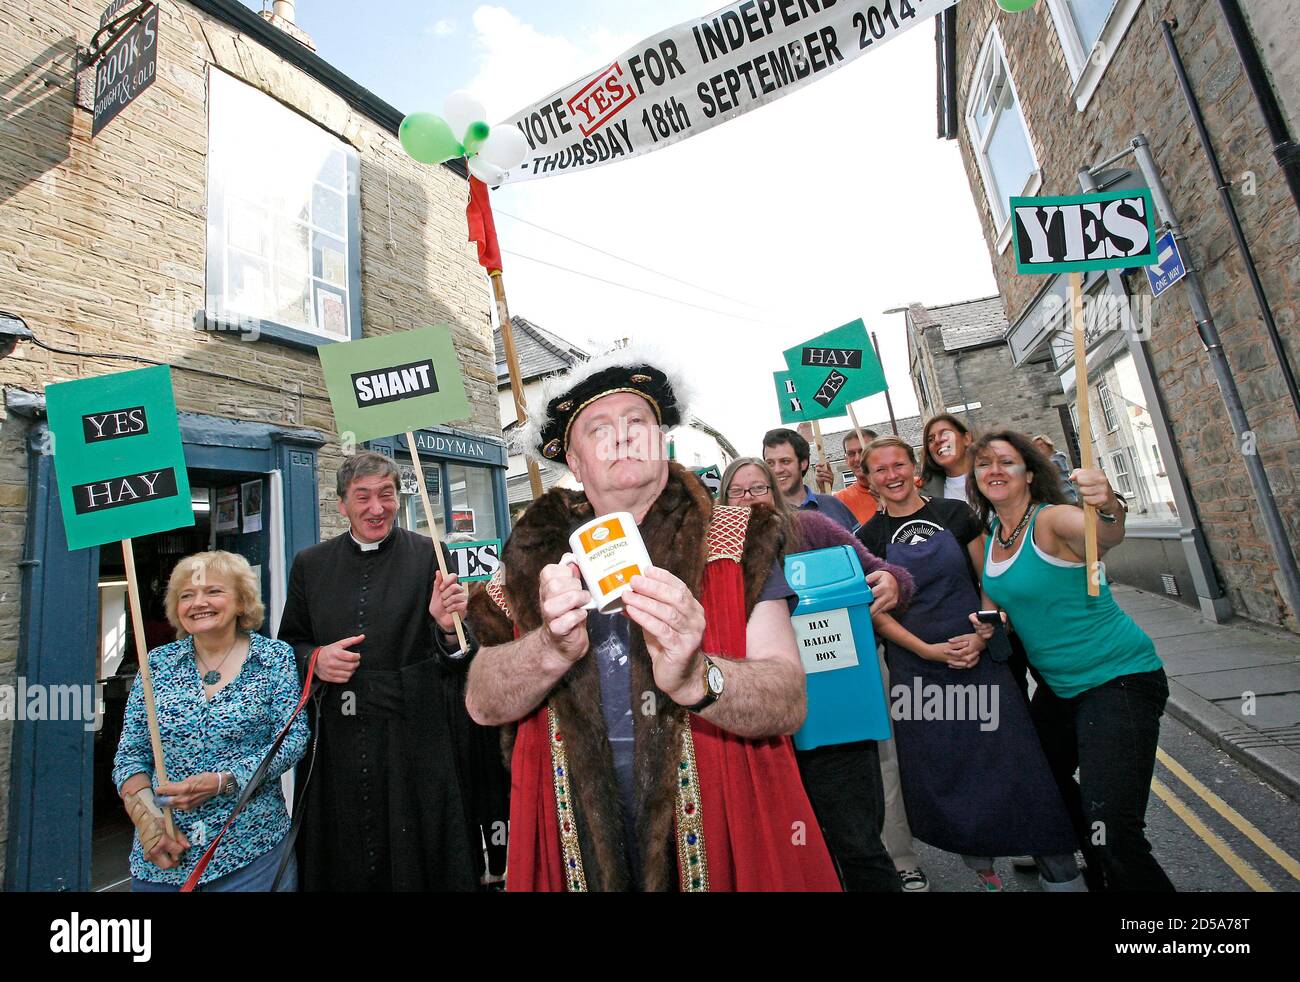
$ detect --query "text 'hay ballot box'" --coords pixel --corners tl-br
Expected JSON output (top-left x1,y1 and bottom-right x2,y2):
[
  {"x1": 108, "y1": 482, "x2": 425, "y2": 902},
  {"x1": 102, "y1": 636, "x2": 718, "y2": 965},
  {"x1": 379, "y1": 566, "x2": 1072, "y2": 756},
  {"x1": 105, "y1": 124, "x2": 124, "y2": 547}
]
[{"x1": 785, "y1": 546, "x2": 891, "y2": 750}]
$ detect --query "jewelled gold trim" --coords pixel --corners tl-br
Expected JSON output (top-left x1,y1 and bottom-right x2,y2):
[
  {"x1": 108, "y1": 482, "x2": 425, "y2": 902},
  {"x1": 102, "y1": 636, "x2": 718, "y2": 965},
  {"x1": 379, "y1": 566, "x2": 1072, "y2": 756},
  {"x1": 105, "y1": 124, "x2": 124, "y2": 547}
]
[
  {"x1": 548, "y1": 705, "x2": 587, "y2": 892},
  {"x1": 676, "y1": 720, "x2": 709, "y2": 892}
]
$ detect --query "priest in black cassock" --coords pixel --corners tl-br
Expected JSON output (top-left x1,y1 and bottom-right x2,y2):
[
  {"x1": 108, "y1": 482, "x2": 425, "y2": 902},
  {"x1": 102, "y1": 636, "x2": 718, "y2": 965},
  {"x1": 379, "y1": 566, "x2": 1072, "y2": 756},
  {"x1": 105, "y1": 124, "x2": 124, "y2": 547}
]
[{"x1": 278, "y1": 451, "x2": 479, "y2": 891}]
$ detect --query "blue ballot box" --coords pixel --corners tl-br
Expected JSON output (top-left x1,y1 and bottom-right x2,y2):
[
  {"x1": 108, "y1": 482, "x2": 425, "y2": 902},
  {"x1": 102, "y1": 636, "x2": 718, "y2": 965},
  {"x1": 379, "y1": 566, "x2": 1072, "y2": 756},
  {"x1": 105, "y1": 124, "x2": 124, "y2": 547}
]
[{"x1": 784, "y1": 545, "x2": 891, "y2": 750}]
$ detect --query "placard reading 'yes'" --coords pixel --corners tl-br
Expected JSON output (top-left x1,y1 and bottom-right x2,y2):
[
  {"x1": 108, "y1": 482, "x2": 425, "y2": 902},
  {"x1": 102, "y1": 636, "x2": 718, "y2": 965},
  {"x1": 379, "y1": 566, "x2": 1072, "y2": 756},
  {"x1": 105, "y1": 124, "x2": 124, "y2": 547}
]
[
  {"x1": 447, "y1": 539, "x2": 502, "y2": 583},
  {"x1": 46, "y1": 364, "x2": 194, "y2": 550},
  {"x1": 1010, "y1": 188, "x2": 1158, "y2": 275},
  {"x1": 319, "y1": 325, "x2": 470, "y2": 443}
]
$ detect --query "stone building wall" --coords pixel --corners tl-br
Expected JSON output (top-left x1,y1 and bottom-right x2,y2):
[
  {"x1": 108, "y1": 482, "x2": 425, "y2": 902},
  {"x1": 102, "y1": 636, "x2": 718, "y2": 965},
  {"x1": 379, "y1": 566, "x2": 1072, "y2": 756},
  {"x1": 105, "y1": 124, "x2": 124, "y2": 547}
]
[
  {"x1": 1242, "y1": 0, "x2": 1300, "y2": 135},
  {"x1": 0, "y1": 0, "x2": 496, "y2": 879},
  {"x1": 953, "y1": 0, "x2": 1300, "y2": 629}
]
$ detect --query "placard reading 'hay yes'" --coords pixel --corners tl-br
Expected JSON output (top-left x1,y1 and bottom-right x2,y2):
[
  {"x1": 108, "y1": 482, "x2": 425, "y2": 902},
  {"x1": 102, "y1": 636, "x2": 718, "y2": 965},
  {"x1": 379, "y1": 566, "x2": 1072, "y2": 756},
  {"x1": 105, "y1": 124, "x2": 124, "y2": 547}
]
[{"x1": 781, "y1": 319, "x2": 887, "y2": 417}]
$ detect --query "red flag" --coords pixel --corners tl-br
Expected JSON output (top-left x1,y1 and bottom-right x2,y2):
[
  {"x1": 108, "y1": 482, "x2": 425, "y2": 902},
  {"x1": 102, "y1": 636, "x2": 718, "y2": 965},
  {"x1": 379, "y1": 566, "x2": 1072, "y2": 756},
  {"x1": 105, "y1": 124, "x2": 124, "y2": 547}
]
[{"x1": 466, "y1": 176, "x2": 502, "y2": 274}]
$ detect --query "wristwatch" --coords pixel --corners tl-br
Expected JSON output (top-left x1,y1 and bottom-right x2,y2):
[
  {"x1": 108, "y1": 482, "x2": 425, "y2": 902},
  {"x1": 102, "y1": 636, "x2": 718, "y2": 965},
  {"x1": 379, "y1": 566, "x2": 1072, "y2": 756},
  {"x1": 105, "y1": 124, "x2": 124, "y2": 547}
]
[
  {"x1": 218, "y1": 771, "x2": 237, "y2": 796},
  {"x1": 680, "y1": 654, "x2": 725, "y2": 713},
  {"x1": 1097, "y1": 493, "x2": 1129, "y2": 524}
]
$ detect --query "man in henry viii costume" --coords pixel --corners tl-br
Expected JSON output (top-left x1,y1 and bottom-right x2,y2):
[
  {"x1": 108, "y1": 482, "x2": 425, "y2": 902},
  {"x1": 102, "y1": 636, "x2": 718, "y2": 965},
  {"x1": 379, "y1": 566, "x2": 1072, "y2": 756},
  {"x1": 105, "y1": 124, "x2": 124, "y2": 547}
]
[{"x1": 465, "y1": 348, "x2": 840, "y2": 891}]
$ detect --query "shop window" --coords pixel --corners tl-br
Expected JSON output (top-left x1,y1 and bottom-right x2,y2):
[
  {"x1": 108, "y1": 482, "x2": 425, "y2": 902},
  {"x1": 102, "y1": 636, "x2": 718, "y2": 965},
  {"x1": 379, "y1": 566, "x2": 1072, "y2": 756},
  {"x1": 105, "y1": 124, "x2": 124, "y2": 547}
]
[
  {"x1": 446, "y1": 463, "x2": 499, "y2": 542},
  {"x1": 205, "y1": 69, "x2": 361, "y2": 348},
  {"x1": 1045, "y1": 0, "x2": 1145, "y2": 111},
  {"x1": 396, "y1": 463, "x2": 444, "y2": 539},
  {"x1": 966, "y1": 27, "x2": 1041, "y2": 252}
]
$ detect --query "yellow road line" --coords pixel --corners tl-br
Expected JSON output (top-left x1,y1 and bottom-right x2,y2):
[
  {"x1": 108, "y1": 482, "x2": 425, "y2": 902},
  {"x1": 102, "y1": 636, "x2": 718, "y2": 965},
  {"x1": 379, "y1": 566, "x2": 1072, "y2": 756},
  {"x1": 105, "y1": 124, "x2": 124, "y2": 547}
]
[
  {"x1": 1157, "y1": 747, "x2": 1300, "y2": 882},
  {"x1": 1150, "y1": 777, "x2": 1273, "y2": 892}
]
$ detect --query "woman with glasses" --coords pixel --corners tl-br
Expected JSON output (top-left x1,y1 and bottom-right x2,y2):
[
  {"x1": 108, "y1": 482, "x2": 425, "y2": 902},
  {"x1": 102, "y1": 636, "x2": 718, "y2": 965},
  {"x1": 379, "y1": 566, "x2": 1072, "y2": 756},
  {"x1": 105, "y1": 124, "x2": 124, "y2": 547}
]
[{"x1": 717, "y1": 457, "x2": 913, "y2": 892}]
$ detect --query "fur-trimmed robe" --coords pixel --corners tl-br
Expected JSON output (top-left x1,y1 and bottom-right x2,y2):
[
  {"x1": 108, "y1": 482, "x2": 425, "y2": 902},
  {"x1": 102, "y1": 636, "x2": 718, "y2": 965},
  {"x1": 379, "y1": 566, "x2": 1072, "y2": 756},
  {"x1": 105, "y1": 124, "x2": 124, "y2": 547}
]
[{"x1": 468, "y1": 463, "x2": 839, "y2": 891}]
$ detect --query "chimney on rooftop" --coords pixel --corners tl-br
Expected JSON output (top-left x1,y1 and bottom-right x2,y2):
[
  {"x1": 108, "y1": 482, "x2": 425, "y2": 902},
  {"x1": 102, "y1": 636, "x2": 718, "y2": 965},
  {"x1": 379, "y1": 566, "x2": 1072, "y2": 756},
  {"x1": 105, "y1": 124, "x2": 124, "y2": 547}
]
[{"x1": 261, "y1": 0, "x2": 316, "y2": 51}]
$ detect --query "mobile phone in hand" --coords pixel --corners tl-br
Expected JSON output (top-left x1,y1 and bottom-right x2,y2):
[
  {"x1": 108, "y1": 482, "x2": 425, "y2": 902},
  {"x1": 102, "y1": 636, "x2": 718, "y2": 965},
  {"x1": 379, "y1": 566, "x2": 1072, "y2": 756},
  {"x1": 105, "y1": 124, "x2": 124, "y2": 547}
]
[{"x1": 975, "y1": 609, "x2": 1002, "y2": 625}]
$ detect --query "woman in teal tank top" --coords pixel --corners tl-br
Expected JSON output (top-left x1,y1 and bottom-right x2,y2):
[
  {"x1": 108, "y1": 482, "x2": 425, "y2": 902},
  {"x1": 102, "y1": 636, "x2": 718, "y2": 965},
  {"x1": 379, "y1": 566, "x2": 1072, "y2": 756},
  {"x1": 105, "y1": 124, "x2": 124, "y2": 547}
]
[{"x1": 970, "y1": 430, "x2": 1173, "y2": 892}]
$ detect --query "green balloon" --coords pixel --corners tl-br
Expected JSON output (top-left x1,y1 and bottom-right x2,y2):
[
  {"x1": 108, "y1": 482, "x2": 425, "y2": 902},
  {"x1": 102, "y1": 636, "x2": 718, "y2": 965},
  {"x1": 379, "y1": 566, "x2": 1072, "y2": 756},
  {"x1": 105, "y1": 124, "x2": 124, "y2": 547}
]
[
  {"x1": 463, "y1": 120, "x2": 491, "y2": 156},
  {"x1": 996, "y1": 0, "x2": 1037, "y2": 10},
  {"x1": 399, "y1": 112, "x2": 464, "y2": 164}
]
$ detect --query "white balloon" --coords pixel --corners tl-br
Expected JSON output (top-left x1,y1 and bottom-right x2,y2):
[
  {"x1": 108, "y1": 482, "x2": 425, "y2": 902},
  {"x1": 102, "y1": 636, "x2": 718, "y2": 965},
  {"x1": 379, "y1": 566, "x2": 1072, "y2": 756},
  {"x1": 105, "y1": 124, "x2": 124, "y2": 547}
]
[
  {"x1": 468, "y1": 156, "x2": 507, "y2": 186},
  {"x1": 443, "y1": 90, "x2": 488, "y2": 144},
  {"x1": 479, "y1": 125, "x2": 529, "y2": 170}
]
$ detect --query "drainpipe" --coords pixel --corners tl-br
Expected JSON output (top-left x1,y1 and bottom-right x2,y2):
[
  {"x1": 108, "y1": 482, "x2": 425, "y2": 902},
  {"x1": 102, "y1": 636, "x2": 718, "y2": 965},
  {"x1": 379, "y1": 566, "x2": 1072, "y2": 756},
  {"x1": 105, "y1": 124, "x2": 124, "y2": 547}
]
[{"x1": 1217, "y1": 0, "x2": 1300, "y2": 216}]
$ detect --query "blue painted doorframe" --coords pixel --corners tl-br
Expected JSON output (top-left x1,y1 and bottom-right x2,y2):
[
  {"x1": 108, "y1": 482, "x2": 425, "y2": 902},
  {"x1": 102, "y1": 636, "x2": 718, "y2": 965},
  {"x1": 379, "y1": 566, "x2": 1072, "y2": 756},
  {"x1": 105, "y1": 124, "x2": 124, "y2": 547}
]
[{"x1": 4, "y1": 413, "x2": 325, "y2": 891}]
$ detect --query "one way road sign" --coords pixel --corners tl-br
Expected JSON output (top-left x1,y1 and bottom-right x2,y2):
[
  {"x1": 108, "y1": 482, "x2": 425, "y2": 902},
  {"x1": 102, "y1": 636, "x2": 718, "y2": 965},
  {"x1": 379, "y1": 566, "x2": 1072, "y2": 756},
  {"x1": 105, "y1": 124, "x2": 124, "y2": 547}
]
[{"x1": 1145, "y1": 230, "x2": 1186, "y2": 298}]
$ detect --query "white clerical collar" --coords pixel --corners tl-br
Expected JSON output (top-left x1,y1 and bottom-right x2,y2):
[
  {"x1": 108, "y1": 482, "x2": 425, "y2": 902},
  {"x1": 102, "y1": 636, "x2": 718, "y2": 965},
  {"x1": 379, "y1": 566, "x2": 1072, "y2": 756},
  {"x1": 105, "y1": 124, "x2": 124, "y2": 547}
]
[{"x1": 350, "y1": 530, "x2": 389, "y2": 552}]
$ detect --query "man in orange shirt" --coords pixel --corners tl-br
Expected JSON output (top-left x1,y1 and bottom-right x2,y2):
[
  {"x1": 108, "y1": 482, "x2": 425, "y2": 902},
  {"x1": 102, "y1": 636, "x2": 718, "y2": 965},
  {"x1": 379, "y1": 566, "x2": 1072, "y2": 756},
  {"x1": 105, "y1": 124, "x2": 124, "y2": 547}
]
[{"x1": 821, "y1": 429, "x2": 880, "y2": 525}]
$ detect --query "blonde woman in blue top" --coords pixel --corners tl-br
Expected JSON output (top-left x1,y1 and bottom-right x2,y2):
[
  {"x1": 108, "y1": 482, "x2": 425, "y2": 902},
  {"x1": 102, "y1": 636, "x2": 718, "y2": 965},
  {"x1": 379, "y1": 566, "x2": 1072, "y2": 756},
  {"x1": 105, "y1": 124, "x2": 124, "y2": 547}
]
[
  {"x1": 970, "y1": 430, "x2": 1173, "y2": 892},
  {"x1": 113, "y1": 550, "x2": 309, "y2": 891}
]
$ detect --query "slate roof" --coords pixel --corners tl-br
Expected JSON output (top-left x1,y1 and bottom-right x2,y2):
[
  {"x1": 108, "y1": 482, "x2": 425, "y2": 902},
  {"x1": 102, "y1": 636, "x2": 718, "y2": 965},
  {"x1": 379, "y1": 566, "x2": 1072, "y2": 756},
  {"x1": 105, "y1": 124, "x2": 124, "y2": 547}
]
[
  {"x1": 494, "y1": 316, "x2": 589, "y2": 385},
  {"x1": 924, "y1": 295, "x2": 1009, "y2": 352},
  {"x1": 820, "y1": 414, "x2": 925, "y2": 465}
]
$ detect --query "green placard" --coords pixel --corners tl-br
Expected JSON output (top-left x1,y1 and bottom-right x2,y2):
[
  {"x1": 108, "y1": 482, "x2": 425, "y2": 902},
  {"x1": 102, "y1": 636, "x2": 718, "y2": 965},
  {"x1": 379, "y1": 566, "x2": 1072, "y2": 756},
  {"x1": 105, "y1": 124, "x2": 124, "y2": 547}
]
[
  {"x1": 1010, "y1": 188, "x2": 1158, "y2": 275},
  {"x1": 46, "y1": 365, "x2": 194, "y2": 551},
  {"x1": 781, "y1": 319, "x2": 887, "y2": 416},
  {"x1": 773, "y1": 371, "x2": 836, "y2": 423},
  {"x1": 447, "y1": 538, "x2": 502, "y2": 583},
  {"x1": 319, "y1": 325, "x2": 471, "y2": 443},
  {"x1": 692, "y1": 464, "x2": 722, "y2": 498}
]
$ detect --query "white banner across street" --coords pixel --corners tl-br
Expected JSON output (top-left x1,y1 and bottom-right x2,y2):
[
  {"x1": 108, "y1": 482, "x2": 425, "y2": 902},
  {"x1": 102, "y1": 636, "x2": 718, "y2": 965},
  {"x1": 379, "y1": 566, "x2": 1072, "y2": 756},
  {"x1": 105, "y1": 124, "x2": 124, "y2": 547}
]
[{"x1": 496, "y1": 0, "x2": 960, "y2": 184}]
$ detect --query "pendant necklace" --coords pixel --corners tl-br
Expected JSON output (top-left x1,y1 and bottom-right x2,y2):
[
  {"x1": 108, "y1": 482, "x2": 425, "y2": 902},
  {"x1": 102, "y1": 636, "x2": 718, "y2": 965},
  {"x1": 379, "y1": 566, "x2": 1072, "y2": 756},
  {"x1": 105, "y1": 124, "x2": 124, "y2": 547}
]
[
  {"x1": 196, "y1": 636, "x2": 239, "y2": 687},
  {"x1": 996, "y1": 502, "x2": 1034, "y2": 550}
]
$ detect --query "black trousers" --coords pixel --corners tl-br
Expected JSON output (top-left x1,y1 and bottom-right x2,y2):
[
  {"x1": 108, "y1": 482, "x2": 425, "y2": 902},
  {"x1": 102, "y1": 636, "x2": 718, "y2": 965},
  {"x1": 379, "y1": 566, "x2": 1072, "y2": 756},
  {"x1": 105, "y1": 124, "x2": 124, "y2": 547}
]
[
  {"x1": 796, "y1": 740, "x2": 901, "y2": 892},
  {"x1": 1029, "y1": 669, "x2": 1176, "y2": 892}
]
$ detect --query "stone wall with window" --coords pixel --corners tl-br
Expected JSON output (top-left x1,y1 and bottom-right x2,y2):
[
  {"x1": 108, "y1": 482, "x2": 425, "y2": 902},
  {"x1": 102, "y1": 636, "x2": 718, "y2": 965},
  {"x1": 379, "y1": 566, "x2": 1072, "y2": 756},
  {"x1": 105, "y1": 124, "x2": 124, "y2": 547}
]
[
  {"x1": 0, "y1": 0, "x2": 498, "y2": 879},
  {"x1": 0, "y1": 0, "x2": 498, "y2": 536},
  {"x1": 952, "y1": 0, "x2": 1300, "y2": 629}
]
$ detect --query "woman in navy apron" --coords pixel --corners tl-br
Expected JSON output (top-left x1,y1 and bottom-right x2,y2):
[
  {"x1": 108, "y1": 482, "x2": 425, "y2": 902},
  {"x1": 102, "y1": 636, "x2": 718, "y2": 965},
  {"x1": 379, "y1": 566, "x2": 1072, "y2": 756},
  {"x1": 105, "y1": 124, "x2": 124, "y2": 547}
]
[{"x1": 857, "y1": 438, "x2": 1081, "y2": 891}]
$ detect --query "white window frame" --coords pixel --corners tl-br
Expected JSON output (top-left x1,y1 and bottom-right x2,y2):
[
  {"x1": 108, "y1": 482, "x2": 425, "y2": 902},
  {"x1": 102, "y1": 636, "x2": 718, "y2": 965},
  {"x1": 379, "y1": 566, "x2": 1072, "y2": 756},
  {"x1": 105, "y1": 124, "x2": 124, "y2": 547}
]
[
  {"x1": 1110, "y1": 450, "x2": 1133, "y2": 496},
  {"x1": 1045, "y1": 0, "x2": 1146, "y2": 112},
  {"x1": 1099, "y1": 380, "x2": 1119, "y2": 432},
  {"x1": 205, "y1": 68, "x2": 362, "y2": 348},
  {"x1": 965, "y1": 27, "x2": 1043, "y2": 254}
]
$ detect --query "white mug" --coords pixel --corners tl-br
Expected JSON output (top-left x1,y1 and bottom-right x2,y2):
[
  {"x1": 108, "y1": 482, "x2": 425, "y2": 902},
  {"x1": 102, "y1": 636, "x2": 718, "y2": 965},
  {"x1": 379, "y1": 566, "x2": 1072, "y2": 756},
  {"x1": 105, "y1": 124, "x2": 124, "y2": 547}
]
[{"x1": 560, "y1": 512, "x2": 652, "y2": 614}]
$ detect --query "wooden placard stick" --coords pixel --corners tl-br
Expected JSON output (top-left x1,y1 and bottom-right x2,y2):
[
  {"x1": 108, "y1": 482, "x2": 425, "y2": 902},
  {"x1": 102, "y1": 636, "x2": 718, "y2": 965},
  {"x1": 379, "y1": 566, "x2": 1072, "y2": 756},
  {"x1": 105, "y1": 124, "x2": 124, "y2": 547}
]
[
  {"x1": 406, "y1": 432, "x2": 469, "y2": 651},
  {"x1": 809, "y1": 419, "x2": 831, "y2": 493},
  {"x1": 492, "y1": 270, "x2": 545, "y2": 501},
  {"x1": 846, "y1": 403, "x2": 870, "y2": 459},
  {"x1": 1069, "y1": 272, "x2": 1101, "y2": 597},
  {"x1": 120, "y1": 537, "x2": 175, "y2": 837}
]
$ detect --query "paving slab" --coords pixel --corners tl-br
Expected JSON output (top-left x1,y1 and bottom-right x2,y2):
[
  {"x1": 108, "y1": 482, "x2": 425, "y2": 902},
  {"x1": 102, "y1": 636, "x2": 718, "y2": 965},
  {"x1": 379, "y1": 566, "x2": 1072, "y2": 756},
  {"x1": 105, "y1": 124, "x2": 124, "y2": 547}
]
[
  {"x1": 1176, "y1": 663, "x2": 1300, "y2": 700},
  {"x1": 1113, "y1": 586, "x2": 1300, "y2": 800}
]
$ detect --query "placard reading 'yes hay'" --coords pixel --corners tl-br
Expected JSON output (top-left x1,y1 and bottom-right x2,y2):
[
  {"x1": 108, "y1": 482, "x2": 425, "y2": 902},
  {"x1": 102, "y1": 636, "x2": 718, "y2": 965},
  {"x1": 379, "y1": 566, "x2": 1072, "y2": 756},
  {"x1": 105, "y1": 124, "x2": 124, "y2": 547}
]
[
  {"x1": 1010, "y1": 188, "x2": 1158, "y2": 275},
  {"x1": 781, "y1": 319, "x2": 887, "y2": 415},
  {"x1": 46, "y1": 364, "x2": 194, "y2": 550},
  {"x1": 318, "y1": 326, "x2": 471, "y2": 443}
]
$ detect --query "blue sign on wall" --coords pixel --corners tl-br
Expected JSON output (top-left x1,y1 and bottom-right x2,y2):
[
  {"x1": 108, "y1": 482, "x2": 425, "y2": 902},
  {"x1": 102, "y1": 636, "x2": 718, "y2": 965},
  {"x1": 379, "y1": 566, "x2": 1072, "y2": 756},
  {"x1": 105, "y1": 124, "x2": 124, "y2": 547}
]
[{"x1": 1144, "y1": 230, "x2": 1186, "y2": 298}]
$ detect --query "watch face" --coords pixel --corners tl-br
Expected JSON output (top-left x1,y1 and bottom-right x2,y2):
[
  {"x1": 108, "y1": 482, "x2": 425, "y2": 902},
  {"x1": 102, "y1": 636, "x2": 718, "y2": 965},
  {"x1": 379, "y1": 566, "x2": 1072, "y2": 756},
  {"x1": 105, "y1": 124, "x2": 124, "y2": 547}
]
[{"x1": 706, "y1": 664, "x2": 724, "y2": 696}]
